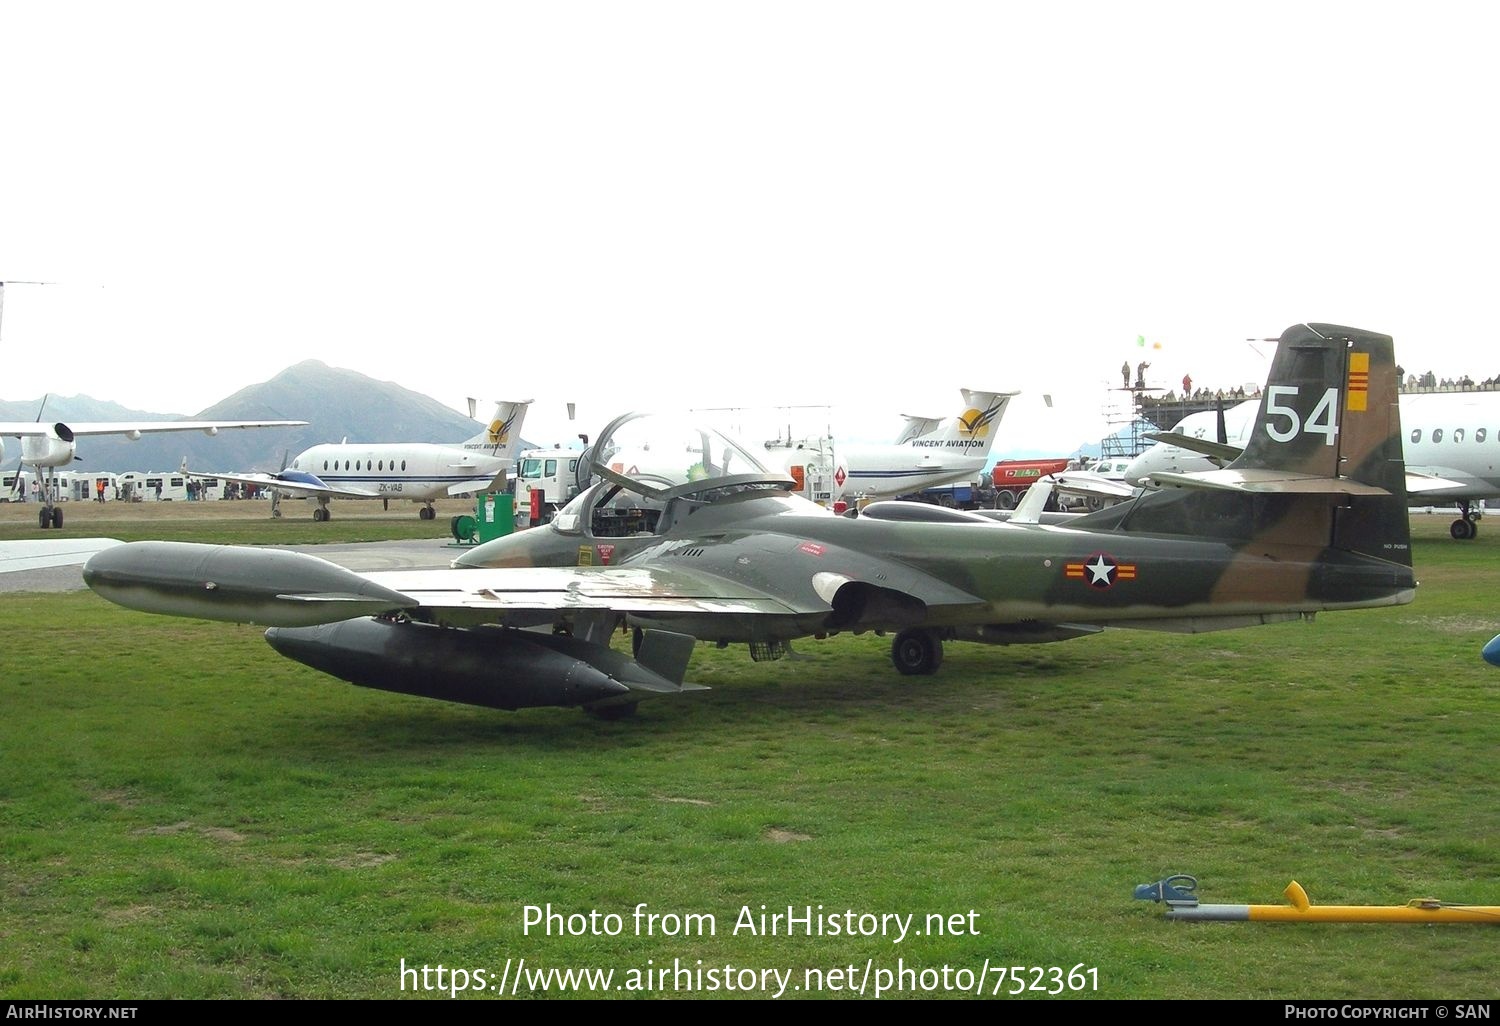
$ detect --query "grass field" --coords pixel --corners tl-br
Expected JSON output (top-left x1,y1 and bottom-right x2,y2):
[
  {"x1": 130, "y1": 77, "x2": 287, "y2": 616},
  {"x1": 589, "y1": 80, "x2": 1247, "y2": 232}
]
[{"x1": 1, "y1": 507, "x2": 1497, "y2": 1000}]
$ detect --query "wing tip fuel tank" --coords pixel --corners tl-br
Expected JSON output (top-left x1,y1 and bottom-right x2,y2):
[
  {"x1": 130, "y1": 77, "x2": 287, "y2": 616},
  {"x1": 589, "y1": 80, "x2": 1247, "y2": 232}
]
[{"x1": 83, "y1": 541, "x2": 414, "y2": 626}]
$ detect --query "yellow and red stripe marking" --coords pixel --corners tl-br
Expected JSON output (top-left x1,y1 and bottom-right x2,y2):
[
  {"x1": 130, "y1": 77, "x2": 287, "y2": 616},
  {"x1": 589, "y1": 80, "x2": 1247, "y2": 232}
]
[{"x1": 1346, "y1": 351, "x2": 1369, "y2": 412}]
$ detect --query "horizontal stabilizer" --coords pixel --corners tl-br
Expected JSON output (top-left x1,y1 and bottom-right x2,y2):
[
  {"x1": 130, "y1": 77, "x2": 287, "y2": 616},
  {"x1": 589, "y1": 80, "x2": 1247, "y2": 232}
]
[
  {"x1": 1143, "y1": 468, "x2": 1393, "y2": 497},
  {"x1": 1405, "y1": 470, "x2": 1467, "y2": 494},
  {"x1": 1052, "y1": 472, "x2": 1136, "y2": 499},
  {"x1": 1142, "y1": 431, "x2": 1244, "y2": 463}
]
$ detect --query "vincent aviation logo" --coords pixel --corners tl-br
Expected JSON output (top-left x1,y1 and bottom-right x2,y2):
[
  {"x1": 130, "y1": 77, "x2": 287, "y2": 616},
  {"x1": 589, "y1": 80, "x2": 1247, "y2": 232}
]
[
  {"x1": 956, "y1": 398, "x2": 1005, "y2": 441},
  {"x1": 487, "y1": 409, "x2": 520, "y2": 446},
  {"x1": 1064, "y1": 551, "x2": 1138, "y2": 589}
]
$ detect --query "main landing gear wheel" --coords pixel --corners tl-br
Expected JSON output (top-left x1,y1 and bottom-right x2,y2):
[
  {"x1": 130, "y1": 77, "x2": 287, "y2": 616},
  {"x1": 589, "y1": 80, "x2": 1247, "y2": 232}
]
[
  {"x1": 891, "y1": 628, "x2": 943, "y2": 676},
  {"x1": 313, "y1": 507, "x2": 331, "y2": 522},
  {"x1": 51, "y1": 507, "x2": 62, "y2": 529},
  {"x1": 1451, "y1": 501, "x2": 1480, "y2": 540},
  {"x1": 419, "y1": 506, "x2": 436, "y2": 521},
  {"x1": 38, "y1": 507, "x2": 51, "y2": 529}
]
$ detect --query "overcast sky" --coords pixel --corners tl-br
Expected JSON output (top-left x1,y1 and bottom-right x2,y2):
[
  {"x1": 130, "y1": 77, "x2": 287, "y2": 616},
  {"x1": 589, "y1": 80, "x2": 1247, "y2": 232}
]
[{"x1": 2, "y1": 2, "x2": 1495, "y2": 451}]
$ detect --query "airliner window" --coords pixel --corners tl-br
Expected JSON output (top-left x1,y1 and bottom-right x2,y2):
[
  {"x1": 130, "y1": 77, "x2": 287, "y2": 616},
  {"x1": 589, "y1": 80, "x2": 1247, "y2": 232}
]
[
  {"x1": 1433, "y1": 429, "x2": 1444, "y2": 443},
  {"x1": 402, "y1": 460, "x2": 407, "y2": 471},
  {"x1": 323, "y1": 460, "x2": 328, "y2": 471},
  {"x1": 1478, "y1": 429, "x2": 1488, "y2": 443},
  {"x1": 1454, "y1": 429, "x2": 1465, "y2": 443},
  {"x1": 1411, "y1": 429, "x2": 1422, "y2": 443},
  {"x1": 379, "y1": 460, "x2": 384, "y2": 471}
]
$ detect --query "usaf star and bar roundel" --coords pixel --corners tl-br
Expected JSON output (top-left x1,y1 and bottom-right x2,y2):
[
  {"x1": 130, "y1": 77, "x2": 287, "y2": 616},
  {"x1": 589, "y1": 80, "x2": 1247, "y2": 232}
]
[{"x1": 1064, "y1": 551, "x2": 1138, "y2": 589}]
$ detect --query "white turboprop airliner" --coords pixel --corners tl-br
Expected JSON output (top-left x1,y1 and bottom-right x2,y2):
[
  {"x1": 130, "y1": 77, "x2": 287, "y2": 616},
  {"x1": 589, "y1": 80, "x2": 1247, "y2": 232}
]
[
  {"x1": 0, "y1": 282, "x2": 308, "y2": 528},
  {"x1": 762, "y1": 389, "x2": 1017, "y2": 505},
  {"x1": 193, "y1": 399, "x2": 532, "y2": 521},
  {"x1": 1125, "y1": 391, "x2": 1500, "y2": 539},
  {"x1": 1, "y1": 416, "x2": 308, "y2": 529}
]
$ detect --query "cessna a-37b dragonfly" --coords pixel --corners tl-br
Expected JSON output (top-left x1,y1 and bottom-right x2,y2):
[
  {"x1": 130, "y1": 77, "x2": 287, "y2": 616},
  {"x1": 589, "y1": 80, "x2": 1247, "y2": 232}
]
[{"x1": 85, "y1": 323, "x2": 1417, "y2": 718}]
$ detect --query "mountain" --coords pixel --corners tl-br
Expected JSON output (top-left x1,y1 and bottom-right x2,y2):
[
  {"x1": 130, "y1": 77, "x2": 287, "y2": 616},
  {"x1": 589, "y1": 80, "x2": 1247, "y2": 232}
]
[{"x1": 3, "y1": 361, "x2": 529, "y2": 474}]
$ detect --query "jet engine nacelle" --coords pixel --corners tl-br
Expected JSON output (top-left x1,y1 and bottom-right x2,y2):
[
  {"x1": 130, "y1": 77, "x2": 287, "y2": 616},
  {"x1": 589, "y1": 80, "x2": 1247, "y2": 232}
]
[{"x1": 21, "y1": 424, "x2": 78, "y2": 468}]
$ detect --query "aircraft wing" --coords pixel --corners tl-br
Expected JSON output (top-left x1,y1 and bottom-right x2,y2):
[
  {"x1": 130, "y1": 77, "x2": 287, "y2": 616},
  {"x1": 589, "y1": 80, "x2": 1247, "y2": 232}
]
[
  {"x1": 81, "y1": 542, "x2": 807, "y2": 628},
  {"x1": 187, "y1": 469, "x2": 379, "y2": 499},
  {"x1": 367, "y1": 565, "x2": 803, "y2": 620},
  {"x1": 0, "y1": 420, "x2": 306, "y2": 437},
  {"x1": 0, "y1": 538, "x2": 123, "y2": 573}
]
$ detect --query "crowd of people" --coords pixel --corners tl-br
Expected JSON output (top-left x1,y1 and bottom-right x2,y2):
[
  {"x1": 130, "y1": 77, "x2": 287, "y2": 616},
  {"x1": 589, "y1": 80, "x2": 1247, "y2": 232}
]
[{"x1": 1129, "y1": 363, "x2": 1497, "y2": 403}]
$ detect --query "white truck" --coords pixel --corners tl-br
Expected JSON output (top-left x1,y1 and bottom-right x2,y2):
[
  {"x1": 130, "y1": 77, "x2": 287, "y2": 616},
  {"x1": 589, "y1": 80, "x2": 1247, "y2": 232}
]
[{"x1": 515, "y1": 448, "x2": 584, "y2": 525}]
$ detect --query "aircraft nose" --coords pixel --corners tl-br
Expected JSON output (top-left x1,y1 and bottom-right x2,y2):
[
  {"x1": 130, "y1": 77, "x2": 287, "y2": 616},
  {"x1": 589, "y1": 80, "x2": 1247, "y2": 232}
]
[
  {"x1": 453, "y1": 528, "x2": 552, "y2": 568},
  {"x1": 1123, "y1": 453, "x2": 1155, "y2": 487}
]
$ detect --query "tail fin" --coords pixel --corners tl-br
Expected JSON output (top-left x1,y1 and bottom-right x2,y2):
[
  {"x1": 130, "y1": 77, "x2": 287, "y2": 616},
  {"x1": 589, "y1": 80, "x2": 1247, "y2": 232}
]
[
  {"x1": 463, "y1": 399, "x2": 532, "y2": 456},
  {"x1": 1124, "y1": 323, "x2": 1410, "y2": 565},
  {"x1": 900, "y1": 389, "x2": 1018, "y2": 457}
]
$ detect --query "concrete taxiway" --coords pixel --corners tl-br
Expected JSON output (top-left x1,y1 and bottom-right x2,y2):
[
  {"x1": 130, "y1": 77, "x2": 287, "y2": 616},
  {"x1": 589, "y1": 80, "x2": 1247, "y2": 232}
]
[{"x1": 0, "y1": 538, "x2": 460, "y2": 595}]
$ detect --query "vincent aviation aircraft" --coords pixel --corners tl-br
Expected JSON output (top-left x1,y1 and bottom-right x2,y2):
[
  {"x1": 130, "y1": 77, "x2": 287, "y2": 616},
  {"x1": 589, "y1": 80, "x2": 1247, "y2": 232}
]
[
  {"x1": 759, "y1": 389, "x2": 1016, "y2": 505},
  {"x1": 1126, "y1": 390, "x2": 1500, "y2": 539},
  {"x1": 84, "y1": 323, "x2": 1415, "y2": 719},
  {"x1": 189, "y1": 399, "x2": 531, "y2": 521}
]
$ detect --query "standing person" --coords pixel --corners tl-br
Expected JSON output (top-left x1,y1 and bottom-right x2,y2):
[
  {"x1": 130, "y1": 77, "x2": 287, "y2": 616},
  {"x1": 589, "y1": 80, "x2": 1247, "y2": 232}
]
[
  {"x1": 96, "y1": 478, "x2": 105, "y2": 503},
  {"x1": 1121, "y1": 361, "x2": 1131, "y2": 388},
  {"x1": 1182, "y1": 372, "x2": 1192, "y2": 395}
]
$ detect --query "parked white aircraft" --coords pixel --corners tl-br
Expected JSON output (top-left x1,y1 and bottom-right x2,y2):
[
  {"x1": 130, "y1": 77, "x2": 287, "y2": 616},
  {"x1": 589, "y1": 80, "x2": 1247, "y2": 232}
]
[
  {"x1": 193, "y1": 399, "x2": 531, "y2": 521},
  {"x1": 1125, "y1": 391, "x2": 1500, "y2": 539},
  {"x1": 1, "y1": 415, "x2": 308, "y2": 529},
  {"x1": 1, "y1": 283, "x2": 308, "y2": 528},
  {"x1": 762, "y1": 389, "x2": 1017, "y2": 505}
]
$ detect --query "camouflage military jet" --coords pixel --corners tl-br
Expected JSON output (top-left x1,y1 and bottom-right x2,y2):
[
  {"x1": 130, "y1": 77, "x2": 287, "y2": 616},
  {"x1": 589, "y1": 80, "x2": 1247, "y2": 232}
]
[{"x1": 84, "y1": 323, "x2": 1416, "y2": 717}]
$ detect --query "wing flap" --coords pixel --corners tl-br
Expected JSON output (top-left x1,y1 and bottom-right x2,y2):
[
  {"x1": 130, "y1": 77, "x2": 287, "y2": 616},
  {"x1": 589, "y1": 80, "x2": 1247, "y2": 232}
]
[{"x1": 368, "y1": 564, "x2": 800, "y2": 616}]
